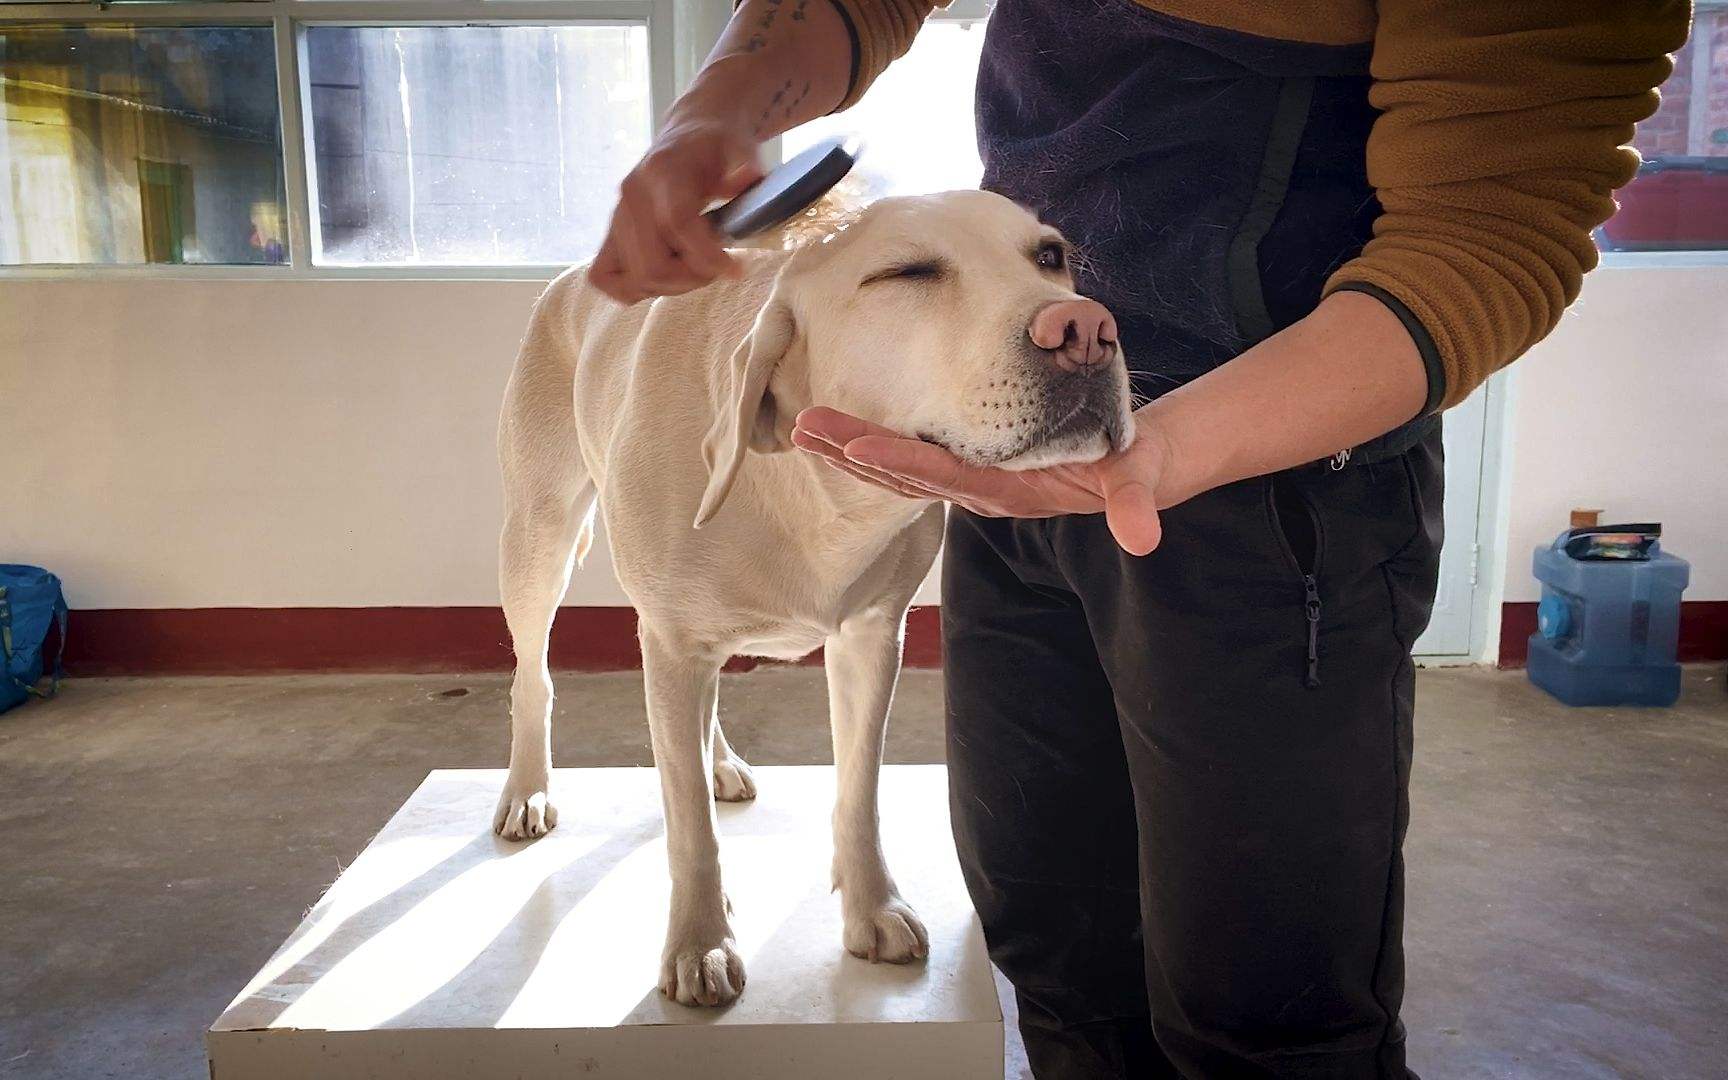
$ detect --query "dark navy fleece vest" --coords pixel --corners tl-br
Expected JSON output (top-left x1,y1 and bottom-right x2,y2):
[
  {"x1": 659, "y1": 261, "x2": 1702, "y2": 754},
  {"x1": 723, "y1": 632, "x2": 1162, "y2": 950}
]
[{"x1": 975, "y1": 0, "x2": 1435, "y2": 459}]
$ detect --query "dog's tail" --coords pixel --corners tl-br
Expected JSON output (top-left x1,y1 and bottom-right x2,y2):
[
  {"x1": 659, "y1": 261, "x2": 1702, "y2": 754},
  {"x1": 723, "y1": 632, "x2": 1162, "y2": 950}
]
[
  {"x1": 572, "y1": 502, "x2": 596, "y2": 569},
  {"x1": 498, "y1": 271, "x2": 599, "y2": 577}
]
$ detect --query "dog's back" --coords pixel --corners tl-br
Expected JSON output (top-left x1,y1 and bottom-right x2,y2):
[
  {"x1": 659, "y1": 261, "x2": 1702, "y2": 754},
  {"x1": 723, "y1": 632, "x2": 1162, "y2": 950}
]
[{"x1": 502, "y1": 252, "x2": 787, "y2": 500}]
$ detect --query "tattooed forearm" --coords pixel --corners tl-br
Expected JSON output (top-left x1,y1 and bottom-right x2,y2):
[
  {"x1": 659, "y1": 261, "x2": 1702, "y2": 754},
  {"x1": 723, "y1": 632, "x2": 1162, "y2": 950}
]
[
  {"x1": 753, "y1": 78, "x2": 808, "y2": 134},
  {"x1": 679, "y1": 0, "x2": 850, "y2": 140}
]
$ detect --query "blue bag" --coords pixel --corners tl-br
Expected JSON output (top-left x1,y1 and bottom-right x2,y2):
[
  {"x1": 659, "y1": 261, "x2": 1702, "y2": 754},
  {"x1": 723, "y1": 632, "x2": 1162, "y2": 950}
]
[{"x1": 0, "y1": 565, "x2": 68, "y2": 713}]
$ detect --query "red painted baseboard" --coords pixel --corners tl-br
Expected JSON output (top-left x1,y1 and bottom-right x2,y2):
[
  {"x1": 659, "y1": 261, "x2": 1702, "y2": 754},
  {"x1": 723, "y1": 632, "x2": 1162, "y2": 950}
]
[
  {"x1": 1499, "y1": 600, "x2": 1728, "y2": 668},
  {"x1": 60, "y1": 605, "x2": 945, "y2": 676},
  {"x1": 56, "y1": 601, "x2": 1724, "y2": 675}
]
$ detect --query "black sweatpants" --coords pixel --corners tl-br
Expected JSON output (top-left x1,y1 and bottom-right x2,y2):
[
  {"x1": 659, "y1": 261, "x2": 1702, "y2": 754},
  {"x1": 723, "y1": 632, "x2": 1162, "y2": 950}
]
[{"x1": 942, "y1": 430, "x2": 1444, "y2": 1079}]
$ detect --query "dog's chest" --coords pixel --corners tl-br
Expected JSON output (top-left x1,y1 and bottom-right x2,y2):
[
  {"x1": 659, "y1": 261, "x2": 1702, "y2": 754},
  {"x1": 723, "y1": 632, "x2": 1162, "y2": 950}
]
[{"x1": 735, "y1": 624, "x2": 830, "y2": 662}]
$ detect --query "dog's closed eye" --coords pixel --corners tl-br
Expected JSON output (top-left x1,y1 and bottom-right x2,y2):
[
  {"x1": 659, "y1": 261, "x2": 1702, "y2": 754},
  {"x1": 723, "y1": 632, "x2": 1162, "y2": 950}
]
[{"x1": 862, "y1": 259, "x2": 949, "y2": 286}]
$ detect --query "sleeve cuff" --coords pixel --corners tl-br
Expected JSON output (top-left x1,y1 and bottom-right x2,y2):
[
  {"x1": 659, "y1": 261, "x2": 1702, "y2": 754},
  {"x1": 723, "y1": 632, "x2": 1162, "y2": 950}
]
[
  {"x1": 824, "y1": 0, "x2": 863, "y2": 111},
  {"x1": 1329, "y1": 280, "x2": 1447, "y2": 416}
]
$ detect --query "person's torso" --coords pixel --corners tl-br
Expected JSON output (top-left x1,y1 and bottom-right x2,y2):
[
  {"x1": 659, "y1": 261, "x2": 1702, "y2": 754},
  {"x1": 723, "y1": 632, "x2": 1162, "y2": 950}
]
[{"x1": 975, "y1": 0, "x2": 1381, "y2": 401}]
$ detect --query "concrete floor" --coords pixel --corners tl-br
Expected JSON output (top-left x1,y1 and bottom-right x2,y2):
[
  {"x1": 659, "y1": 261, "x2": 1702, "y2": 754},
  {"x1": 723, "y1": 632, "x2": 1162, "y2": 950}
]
[{"x1": 1, "y1": 667, "x2": 1725, "y2": 1080}]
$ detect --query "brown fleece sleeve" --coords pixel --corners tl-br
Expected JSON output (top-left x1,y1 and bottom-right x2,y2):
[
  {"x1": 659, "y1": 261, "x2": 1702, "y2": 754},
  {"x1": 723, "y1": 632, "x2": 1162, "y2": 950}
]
[
  {"x1": 826, "y1": 0, "x2": 945, "y2": 109},
  {"x1": 1324, "y1": 2, "x2": 1691, "y2": 413}
]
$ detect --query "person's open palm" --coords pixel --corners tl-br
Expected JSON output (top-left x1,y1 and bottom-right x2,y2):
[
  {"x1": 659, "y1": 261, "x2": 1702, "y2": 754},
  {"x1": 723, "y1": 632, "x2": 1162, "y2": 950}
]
[{"x1": 791, "y1": 407, "x2": 1170, "y2": 556}]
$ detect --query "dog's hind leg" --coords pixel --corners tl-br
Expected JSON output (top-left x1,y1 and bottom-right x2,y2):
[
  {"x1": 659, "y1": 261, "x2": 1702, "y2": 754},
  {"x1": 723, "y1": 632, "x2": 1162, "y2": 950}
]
[
  {"x1": 710, "y1": 715, "x2": 757, "y2": 802},
  {"x1": 494, "y1": 350, "x2": 595, "y2": 840},
  {"x1": 494, "y1": 482, "x2": 592, "y2": 840},
  {"x1": 641, "y1": 622, "x2": 745, "y2": 1006},
  {"x1": 826, "y1": 608, "x2": 929, "y2": 964}
]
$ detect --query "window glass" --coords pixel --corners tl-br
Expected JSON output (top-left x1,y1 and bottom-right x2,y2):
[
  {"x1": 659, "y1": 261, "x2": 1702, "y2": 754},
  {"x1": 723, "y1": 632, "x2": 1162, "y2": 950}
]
[
  {"x1": 1607, "y1": 2, "x2": 1728, "y2": 251},
  {"x1": 304, "y1": 25, "x2": 651, "y2": 266},
  {"x1": 783, "y1": 20, "x2": 985, "y2": 198},
  {"x1": 0, "y1": 25, "x2": 286, "y2": 265}
]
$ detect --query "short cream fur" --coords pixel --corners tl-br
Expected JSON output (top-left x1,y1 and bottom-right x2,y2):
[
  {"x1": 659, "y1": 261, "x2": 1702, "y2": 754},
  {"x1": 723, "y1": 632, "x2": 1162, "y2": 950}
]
[{"x1": 493, "y1": 190, "x2": 1134, "y2": 1006}]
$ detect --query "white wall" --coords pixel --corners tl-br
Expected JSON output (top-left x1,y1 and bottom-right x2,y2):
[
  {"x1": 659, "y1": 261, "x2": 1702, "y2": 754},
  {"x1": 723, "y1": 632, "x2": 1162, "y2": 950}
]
[
  {"x1": 1500, "y1": 263, "x2": 1728, "y2": 603},
  {"x1": 2, "y1": 266, "x2": 1721, "y2": 616},
  {"x1": 0, "y1": 278, "x2": 940, "y2": 610}
]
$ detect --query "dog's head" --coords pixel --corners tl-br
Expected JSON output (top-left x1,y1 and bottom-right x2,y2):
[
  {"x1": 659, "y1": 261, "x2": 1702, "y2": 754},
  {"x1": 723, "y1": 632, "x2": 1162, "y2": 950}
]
[{"x1": 697, "y1": 190, "x2": 1135, "y2": 524}]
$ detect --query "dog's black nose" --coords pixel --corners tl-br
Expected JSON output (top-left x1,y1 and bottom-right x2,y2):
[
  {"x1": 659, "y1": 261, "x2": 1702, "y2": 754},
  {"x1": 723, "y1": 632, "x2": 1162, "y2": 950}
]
[{"x1": 1028, "y1": 299, "x2": 1117, "y2": 373}]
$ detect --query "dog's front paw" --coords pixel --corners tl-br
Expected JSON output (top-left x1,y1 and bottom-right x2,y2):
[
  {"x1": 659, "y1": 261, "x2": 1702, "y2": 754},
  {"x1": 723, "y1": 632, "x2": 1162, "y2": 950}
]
[
  {"x1": 493, "y1": 779, "x2": 558, "y2": 841},
  {"x1": 844, "y1": 895, "x2": 929, "y2": 964},
  {"x1": 660, "y1": 936, "x2": 746, "y2": 1007},
  {"x1": 712, "y1": 753, "x2": 757, "y2": 802}
]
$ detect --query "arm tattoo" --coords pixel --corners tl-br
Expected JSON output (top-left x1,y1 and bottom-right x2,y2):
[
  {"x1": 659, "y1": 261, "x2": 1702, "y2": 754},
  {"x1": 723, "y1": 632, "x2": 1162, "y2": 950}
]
[{"x1": 736, "y1": 1, "x2": 816, "y2": 127}]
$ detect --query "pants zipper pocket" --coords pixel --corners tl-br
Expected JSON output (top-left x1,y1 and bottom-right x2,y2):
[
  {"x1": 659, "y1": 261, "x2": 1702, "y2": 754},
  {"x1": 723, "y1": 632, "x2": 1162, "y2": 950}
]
[
  {"x1": 1302, "y1": 573, "x2": 1322, "y2": 689},
  {"x1": 1270, "y1": 475, "x2": 1325, "y2": 689}
]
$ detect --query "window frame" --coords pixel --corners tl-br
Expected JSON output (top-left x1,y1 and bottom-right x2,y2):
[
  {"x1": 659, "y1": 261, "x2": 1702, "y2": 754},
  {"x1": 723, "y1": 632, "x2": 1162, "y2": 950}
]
[
  {"x1": 1, "y1": 0, "x2": 991, "y2": 279},
  {"x1": 1603, "y1": 0, "x2": 1728, "y2": 264},
  {"x1": 0, "y1": 0, "x2": 677, "y2": 279},
  {"x1": 10, "y1": 1, "x2": 1726, "y2": 275}
]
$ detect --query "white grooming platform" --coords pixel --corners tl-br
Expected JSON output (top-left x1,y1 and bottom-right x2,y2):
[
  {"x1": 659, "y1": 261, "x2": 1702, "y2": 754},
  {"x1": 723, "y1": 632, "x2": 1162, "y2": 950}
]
[{"x1": 208, "y1": 765, "x2": 1002, "y2": 1079}]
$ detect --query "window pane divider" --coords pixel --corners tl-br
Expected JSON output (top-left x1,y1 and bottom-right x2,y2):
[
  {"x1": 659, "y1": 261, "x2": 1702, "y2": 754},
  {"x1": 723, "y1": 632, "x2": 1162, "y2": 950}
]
[{"x1": 277, "y1": 12, "x2": 313, "y2": 269}]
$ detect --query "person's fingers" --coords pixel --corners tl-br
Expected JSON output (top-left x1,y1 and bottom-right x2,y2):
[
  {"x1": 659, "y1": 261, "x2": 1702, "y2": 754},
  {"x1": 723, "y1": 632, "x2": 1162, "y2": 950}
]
[
  {"x1": 818, "y1": 454, "x2": 941, "y2": 502},
  {"x1": 612, "y1": 172, "x2": 712, "y2": 297},
  {"x1": 797, "y1": 407, "x2": 997, "y2": 503},
  {"x1": 647, "y1": 172, "x2": 740, "y2": 283},
  {"x1": 840, "y1": 435, "x2": 968, "y2": 489},
  {"x1": 840, "y1": 457, "x2": 947, "y2": 501},
  {"x1": 842, "y1": 436, "x2": 1059, "y2": 518},
  {"x1": 716, "y1": 141, "x2": 767, "y2": 200},
  {"x1": 1099, "y1": 468, "x2": 1162, "y2": 556},
  {"x1": 793, "y1": 429, "x2": 948, "y2": 501},
  {"x1": 639, "y1": 132, "x2": 759, "y2": 289},
  {"x1": 793, "y1": 430, "x2": 945, "y2": 500},
  {"x1": 591, "y1": 125, "x2": 764, "y2": 301},
  {"x1": 790, "y1": 425, "x2": 851, "y2": 464},
  {"x1": 828, "y1": 461, "x2": 936, "y2": 501},
  {"x1": 588, "y1": 264, "x2": 644, "y2": 306},
  {"x1": 608, "y1": 200, "x2": 657, "y2": 299},
  {"x1": 670, "y1": 213, "x2": 742, "y2": 281},
  {"x1": 587, "y1": 228, "x2": 635, "y2": 302},
  {"x1": 626, "y1": 227, "x2": 710, "y2": 298},
  {"x1": 585, "y1": 260, "x2": 625, "y2": 302},
  {"x1": 623, "y1": 187, "x2": 709, "y2": 295},
  {"x1": 794, "y1": 406, "x2": 906, "y2": 447},
  {"x1": 639, "y1": 246, "x2": 710, "y2": 295},
  {"x1": 849, "y1": 435, "x2": 1114, "y2": 520},
  {"x1": 799, "y1": 407, "x2": 1114, "y2": 521}
]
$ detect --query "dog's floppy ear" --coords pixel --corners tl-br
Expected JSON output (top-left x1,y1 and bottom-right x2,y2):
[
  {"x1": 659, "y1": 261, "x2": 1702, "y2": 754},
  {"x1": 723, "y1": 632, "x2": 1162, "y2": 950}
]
[{"x1": 694, "y1": 283, "x2": 797, "y2": 527}]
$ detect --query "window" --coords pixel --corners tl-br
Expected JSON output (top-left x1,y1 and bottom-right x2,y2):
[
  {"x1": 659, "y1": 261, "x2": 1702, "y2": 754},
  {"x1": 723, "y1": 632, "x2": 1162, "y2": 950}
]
[
  {"x1": 0, "y1": 0, "x2": 665, "y2": 272},
  {"x1": 305, "y1": 25, "x2": 650, "y2": 266},
  {"x1": 0, "y1": 25, "x2": 287, "y2": 265},
  {"x1": 783, "y1": 17, "x2": 985, "y2": 198},
  {"x1": 1604, "y1": 0, "x2": 1728, "y2": 252}
]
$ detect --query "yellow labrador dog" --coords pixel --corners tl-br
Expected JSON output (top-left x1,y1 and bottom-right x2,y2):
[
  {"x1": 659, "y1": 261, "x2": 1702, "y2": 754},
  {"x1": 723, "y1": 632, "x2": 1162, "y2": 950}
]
[{"x1": 493, "y1": 190, "x2": 1133, "y2": 1006}]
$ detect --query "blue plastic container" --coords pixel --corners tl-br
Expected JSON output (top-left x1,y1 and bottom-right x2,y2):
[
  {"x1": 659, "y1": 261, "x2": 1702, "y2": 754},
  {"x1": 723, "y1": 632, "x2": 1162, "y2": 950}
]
[{"x1": 1528, "y1": 532, "x2": 1689, "y2": 706}]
